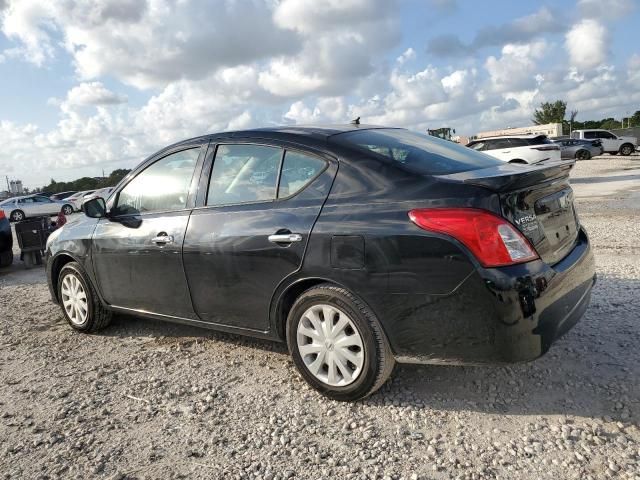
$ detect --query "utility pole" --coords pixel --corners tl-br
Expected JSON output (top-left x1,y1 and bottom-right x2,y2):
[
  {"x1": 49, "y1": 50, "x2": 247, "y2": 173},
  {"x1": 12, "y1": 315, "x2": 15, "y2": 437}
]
[{"x1": 5, "y1": 176, "x2": 9, "y2": 192}]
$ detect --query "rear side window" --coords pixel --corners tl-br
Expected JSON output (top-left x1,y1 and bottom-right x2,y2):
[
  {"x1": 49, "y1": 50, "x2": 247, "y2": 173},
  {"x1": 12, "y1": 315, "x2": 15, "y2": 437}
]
[
  {"x1": 114, "y1": 148, "x2": 200, "y2": 215},
  {"x1": 525, "y1": 135, "x2": 552, "y2": 146},
  {"x1": 332, "y1": 129, "x2": 502, "y2": 175},
  {"x1": 487, "y1": 138, "x2": 511, "y2": 149},
  {"x1": 584, "y1": 131, "x2": 596, "y2": 139},
  {"x1": 207, "y1": 144, "x2": 282, "y2": 206},
  {"x1": 279, "y1": 151, "x2": 325, "y2": 198},
  {"x1": 508, "y1": 138, "x2": 528, "y2": 147}
]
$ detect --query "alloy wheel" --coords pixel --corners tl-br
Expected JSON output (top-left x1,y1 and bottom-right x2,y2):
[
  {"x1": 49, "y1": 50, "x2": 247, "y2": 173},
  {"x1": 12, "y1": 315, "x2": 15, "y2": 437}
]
[
  {"x1": 61, "y1": 273, "x2": 89, "y2": 326},
  {"x1": 63, "y1": 205, "x2": 73, "y2": 215},
  {"x1": 11, "y1": 211, "x2": 23, "y2": 222},
  {"x1": 621, "y1": 145, "x2": 633, "y2": 156},
  {"x1": 296, "y1": 304, "x2": 365, "y2": 387}
]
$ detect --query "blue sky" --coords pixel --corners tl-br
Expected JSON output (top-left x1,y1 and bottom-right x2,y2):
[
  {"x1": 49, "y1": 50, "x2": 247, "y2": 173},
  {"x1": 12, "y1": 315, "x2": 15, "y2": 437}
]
[{"x1": 0, "y1": 0, "x2": 638, "y2": 188}]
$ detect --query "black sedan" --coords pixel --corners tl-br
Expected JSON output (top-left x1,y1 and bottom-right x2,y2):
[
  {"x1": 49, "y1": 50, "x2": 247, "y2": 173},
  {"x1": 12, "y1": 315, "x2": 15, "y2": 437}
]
[
  {"x1": 45, "y1": 125, "x2": 596, "y2": 401},
  {"x1": 0, "y1": 209, "x2": 13, "y2": 267}
]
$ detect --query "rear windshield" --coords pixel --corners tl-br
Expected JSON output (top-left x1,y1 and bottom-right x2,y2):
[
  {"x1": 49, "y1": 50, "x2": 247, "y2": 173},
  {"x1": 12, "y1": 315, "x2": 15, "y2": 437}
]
[{"x1": 331, "y1": 129, "x2": 502, "y2": 175}]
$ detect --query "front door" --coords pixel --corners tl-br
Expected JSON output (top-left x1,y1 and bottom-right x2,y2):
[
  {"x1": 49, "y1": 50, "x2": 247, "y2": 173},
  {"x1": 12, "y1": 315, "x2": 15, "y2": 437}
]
[
  {"x1": 183, "y1": 143, "x2": 336, "y2": 331},
  {"x1": 91, "y1": 145, "x2": 203, "y2": 318}
]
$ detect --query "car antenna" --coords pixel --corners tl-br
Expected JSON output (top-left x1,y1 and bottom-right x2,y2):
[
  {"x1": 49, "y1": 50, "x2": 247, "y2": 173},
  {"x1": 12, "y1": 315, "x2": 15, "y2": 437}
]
[{"x1": 350, "y1": 116, "x2": 360, "y2": 125}]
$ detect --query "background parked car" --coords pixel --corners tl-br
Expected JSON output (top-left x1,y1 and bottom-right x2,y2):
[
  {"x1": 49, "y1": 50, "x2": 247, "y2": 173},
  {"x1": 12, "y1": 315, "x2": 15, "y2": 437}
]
[
  {"x1": 552, "y1": 138, "x2": 603, "y2": 160},
  {"x1": 65, "y1": 190, "x2": 97, "y2": 211},
  {"x1": 50, "y1": 191, "x2": 77, "y2": 201},
  {"x1": 466, "y1": 134, "x2": 561, "y2": 164},
  {"x1": 0, "y1": 194, "x2": 74, "y2": 222},
  {"x1": 571, "y1": 129, "x2": 637, "y2": 155},
  {"x1": 0, "y1": 209, "x2": 13, "y2": 267}
]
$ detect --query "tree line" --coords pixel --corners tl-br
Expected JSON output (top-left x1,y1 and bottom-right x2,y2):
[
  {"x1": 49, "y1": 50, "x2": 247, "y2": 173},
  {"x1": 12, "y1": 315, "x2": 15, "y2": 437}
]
[
  {"x1": 532, "y1": 100, "x2": 640, "y2": 134},
  {"x1": 36, "y1": 169, "x2": 131, "y2": 194}
]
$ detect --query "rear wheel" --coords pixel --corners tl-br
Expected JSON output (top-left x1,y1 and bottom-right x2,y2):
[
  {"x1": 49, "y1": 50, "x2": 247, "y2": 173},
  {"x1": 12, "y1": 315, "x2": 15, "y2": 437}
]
[
  {"x1": 575, "y1": 149, "x2": 591, "y2": 160},
  {"x1": 57, "y1": 262, "x2": 112, "y2": 332},
  {"x1": 287, "y1": 284, "x2": 394, "y2": 401},
  {"x1": 619, "y1": 144, "x2": 634, "y2": 156},
  {"x1": 62, "y1": 204, "x2": 74, "y2": 215},
  {"x1": 10, "y1": 210, "x2": 24, "y2": 222}
]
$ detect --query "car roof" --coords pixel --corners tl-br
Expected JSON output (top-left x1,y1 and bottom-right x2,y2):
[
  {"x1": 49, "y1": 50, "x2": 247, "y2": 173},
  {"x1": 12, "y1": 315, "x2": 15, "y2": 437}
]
[
  {"x1": 470, "y1": 134, "x2": 547, "y2": 142},
  {"x1": 164, "y1": 125, "x2": 400, "y2": 150}
]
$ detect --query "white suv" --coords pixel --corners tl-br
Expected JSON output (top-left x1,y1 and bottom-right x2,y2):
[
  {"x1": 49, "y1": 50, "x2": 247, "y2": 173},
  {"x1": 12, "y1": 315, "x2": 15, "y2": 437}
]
[
  {"x1": 571, "y1": 129, "x2": 637, "y2": 156},
  {"x1": 466, "y1": 134, "x2": 561, "y2": 164}
]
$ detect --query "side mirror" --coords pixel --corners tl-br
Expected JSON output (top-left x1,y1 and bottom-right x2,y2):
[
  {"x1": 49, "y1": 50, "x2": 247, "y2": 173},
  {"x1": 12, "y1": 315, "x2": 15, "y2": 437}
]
[{"x1": 83, "y1": 197, "x2": 107, "y2": 218}]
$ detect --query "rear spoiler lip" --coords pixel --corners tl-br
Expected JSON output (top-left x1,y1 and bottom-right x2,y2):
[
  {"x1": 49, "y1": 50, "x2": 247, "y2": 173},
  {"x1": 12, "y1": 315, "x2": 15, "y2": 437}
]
[{"x1": 435, "y1": 160, "x2": 575, "y2": 193}]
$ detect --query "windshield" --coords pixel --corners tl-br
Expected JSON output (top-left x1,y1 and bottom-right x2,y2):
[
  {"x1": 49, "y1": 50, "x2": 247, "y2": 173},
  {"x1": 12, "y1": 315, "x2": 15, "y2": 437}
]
[{"x1": 331, "y1": 129, "x2": 502, "y2": 175}]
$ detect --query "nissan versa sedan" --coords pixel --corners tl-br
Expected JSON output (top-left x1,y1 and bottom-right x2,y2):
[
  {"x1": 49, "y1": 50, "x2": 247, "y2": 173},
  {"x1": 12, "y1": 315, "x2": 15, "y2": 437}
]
[{"x1": 45, "y1": 125, "x2": 596, "y2": 401}]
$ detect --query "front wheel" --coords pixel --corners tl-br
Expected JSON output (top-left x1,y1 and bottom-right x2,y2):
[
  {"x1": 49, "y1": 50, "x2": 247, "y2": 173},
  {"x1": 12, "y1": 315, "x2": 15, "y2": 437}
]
[
  {"x1": 62, "y1": 204, "x2": 74, "y2": 215},
  {"x1": 58, "y1": 262, "x2": 112, "y2": 332},
  {"x1": 620, "y1": 144, "x2": 634, "y2": 156},
  {"x1": 286, "y1": 284, "x2": 394, "y2": 401}
]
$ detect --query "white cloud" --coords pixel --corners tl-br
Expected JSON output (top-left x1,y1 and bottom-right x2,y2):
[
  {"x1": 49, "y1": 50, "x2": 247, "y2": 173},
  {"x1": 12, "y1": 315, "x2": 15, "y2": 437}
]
[
  {"x1": 565, "y1": 19, "x2": 608, "y2": 70},
  {"x1": 485, "y1": 41, "x2": 547, "y2": 93},
  {"x1": 396, "y1": 48, "x2": 416, "y2": 65},
  {"x1": 66, "y1": 82, "x2": 127, "y2": 106}
]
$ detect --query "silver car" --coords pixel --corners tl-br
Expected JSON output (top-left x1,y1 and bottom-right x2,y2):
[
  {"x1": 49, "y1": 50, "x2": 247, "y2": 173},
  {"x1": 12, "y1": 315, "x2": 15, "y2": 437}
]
[
  {"x1": 552, "y1": 139, "x2": 603, "y2": 160},
  {"x1": 0, "y1": 195, "x2": 74, "y2": 222}
]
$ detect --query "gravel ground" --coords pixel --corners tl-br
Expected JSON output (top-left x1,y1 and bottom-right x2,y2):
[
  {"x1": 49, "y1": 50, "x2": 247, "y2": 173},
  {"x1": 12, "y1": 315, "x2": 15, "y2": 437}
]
[{"x1": 1, "y1": 155, "x2": 639, "y2": 480}]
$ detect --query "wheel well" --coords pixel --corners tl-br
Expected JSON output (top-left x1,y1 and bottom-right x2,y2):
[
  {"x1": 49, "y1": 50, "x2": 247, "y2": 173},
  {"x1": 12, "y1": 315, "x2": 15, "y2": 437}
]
[
  {"x1": 509, "y1": 159, "x2": 527, "y2": 164},
  {"x1": 51, "y1": 254, "x2": 76, "y2": 301},
  {"x1": 275, "y1": 278, "x2": 337, "y2": 339},
  {"x1": 620, "y1": 143, "x2": 634, "y2": 150}
]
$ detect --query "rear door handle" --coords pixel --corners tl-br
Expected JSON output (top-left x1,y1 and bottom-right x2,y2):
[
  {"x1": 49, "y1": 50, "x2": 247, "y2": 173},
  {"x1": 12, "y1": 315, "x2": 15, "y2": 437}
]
[
  {"x1": 152, "y1": 234, "x2": 174, "y2": 245},
  {"x1": 268, "y1": 233, "x2": 303, "y2": 243}
]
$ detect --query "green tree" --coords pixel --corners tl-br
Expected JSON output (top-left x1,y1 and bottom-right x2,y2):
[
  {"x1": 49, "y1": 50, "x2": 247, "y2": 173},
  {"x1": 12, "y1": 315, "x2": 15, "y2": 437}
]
[
  {"x1": 629, "y1": 110, "x2": 640, "y2": 127},
  {"x1": 532, "y1": 100, "x2": 567, "y2": 125}
]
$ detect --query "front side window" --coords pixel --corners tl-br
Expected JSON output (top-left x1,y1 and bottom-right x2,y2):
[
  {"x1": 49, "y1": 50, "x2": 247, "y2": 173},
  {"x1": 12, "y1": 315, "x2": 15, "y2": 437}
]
[
  {"x1": 114, "y1": 148, "x2": 200, "y2": 215},
  {"x1": 278, "y1": 151, "x2": 325, "y2": 198},
  {"x1": 207, "y1": 144, "x2": 282, "y2": 206}
]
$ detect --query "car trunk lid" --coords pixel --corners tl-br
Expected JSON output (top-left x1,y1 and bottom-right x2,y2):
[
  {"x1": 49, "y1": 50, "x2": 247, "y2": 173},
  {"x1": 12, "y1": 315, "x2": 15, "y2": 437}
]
[{"x1": 436, "y1": 162, "x2": 579, "y2": 265}]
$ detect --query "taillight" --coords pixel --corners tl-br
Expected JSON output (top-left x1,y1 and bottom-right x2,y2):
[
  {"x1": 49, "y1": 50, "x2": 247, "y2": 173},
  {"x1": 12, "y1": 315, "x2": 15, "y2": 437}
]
[
  {"x1": 408, "y1": 208, "x2": 539, "y2": 267},
  {"x1": 0, "y1": 210, "x2": 5, "y2": 220}
]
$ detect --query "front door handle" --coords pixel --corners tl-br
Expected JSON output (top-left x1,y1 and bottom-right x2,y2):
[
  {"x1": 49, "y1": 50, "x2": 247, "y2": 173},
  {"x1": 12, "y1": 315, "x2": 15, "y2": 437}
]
[
  {"x1": 152, "y1": 234, "x2": 174, "y2": 245},
  {"x1": 268, "y1": 233, "x2": 303, "y2": 244}
]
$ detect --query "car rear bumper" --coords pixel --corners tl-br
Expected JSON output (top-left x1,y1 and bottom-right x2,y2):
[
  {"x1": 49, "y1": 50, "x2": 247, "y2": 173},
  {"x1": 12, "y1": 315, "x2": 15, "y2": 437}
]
[{"x1": 383, "y1": 227, "x2": 596, "y2": 365}]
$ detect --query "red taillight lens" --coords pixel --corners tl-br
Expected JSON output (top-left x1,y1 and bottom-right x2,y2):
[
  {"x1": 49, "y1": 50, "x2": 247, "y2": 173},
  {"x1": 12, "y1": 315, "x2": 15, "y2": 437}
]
[
  {"x1": 0, "y1": 210, "x2": 5, "y2": 220},
  {"x1": 408, "y1": 208, "x2": 539, "y2": 267}
]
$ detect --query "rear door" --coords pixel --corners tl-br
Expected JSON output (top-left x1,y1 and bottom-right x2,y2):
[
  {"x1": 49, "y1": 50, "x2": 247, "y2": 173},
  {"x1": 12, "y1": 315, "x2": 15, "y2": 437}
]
[{"x1": 183, "y1": 141, "x2": 336, "y2": 331}]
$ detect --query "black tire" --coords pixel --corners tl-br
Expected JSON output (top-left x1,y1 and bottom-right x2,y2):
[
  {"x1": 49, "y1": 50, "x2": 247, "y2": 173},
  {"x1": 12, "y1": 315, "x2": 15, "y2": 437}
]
[
  {"x1": 57, "y1": 261, "x2": 112, "y2": 332},
  {"x1": 62, "y1": 204, "x2": 74, "y2": 215},
  {"x1": 0, "y1": 250, "x2": 13, "y2": 268},
  {"x1": 286, "y1": 283, "x2": 394, "y2": 401},
  {"x1": 9, "y1": 210, "x2": 25, "y2": 222},
  {"x1": 575, "y1": 150, "x2": 591, "y2": 160},
  {"x1": 619, "y1": 144, "x2": 634, "y2": 156}
]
